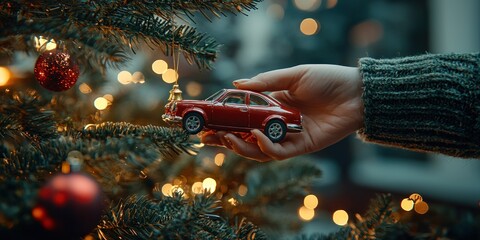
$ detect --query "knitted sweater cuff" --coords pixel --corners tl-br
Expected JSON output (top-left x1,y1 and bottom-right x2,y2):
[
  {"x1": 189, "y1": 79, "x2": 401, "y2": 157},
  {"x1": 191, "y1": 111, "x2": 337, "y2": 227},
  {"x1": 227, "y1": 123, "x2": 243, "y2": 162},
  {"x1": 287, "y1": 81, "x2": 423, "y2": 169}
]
[{"x1": 357, "y1": 53, "x2": 480, "y2": 158}]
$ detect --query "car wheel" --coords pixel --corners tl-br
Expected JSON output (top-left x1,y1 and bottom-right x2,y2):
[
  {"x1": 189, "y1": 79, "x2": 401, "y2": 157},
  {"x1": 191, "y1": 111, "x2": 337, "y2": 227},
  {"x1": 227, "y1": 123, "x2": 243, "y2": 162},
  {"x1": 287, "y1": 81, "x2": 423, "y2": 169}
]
[
  {"x1": 183, "y1": 112, "x2": 204, "y2": 134},
  {"x1": 265, "y1": 119, "x2": 286, "y2": 143}
]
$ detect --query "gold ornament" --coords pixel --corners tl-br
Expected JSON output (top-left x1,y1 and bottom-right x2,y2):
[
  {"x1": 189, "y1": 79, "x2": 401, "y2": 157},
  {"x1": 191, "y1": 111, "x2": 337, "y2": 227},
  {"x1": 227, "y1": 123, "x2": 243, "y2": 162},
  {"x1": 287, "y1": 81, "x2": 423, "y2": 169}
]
[{"x1": 168, "y1": 84, "x2": 183, "y2": 101}]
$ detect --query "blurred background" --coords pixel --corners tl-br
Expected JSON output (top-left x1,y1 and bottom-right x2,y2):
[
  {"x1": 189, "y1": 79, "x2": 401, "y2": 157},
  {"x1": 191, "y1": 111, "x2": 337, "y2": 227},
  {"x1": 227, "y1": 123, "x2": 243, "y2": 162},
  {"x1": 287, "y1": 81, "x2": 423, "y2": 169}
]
[{"x1": 1, "y1": 0, "x2": 479, "y2": 236}]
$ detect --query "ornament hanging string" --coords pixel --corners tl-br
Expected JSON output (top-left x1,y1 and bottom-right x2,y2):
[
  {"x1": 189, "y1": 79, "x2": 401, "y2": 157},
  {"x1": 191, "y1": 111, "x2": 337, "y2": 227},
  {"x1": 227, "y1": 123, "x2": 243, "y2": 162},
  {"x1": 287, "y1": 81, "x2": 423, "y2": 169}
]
[{"x1": 171, "y1": 9, "x2": 181, "y2": 85}]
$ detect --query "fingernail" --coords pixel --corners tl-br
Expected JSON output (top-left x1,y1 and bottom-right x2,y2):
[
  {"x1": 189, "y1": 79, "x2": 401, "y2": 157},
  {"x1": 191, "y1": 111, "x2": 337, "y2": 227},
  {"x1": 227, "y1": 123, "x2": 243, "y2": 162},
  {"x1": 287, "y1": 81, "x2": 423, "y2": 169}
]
[{"x1": 233, "y1": 79, "x2": 248, "y2": 87}]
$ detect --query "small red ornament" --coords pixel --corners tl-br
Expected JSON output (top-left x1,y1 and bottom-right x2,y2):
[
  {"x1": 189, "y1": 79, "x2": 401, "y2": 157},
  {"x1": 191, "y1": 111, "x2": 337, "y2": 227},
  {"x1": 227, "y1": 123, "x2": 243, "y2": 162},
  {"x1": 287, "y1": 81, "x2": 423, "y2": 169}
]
[
  {"x1": 32, "y1": 172, "x2": 105, "y2": 238},
  {"x1": 34, "y1": 50, "x2": 80, "y2": 91}
]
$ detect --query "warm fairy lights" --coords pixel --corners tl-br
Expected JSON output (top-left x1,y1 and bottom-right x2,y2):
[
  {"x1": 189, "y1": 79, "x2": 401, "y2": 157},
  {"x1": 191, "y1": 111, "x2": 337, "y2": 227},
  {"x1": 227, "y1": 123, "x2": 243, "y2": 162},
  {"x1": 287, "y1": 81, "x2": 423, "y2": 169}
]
[
  {"x1": 162, "y1": 69, "x2": 179, "y2": 83},
  {"x1": 300, "y1": 18, "x2": 319, "y2": 35},
  {"x1": 414, "y1": 201, "x2": 429, "y2": 214},
  {"x1": 294, "y1": 0, "x2": 321, "y2": 11},
  {"x1": 202, "y1": 178, "x2": 217, "y2": 193},
  {"x1": 400, "y1": 198, "x2": 414, "y2": 211},
  {"x1": 214, "y1": 153, "x2": 226, "y2": 166},
  {"x1": 237, "y1": 184, "x2": 248, "y2": 197},
  {"x1": 162, "y1": 183, "x2": 173, "y2": 196},
  {"x1": 327, "y1": 0, "x2": 338, "y2": 8},
  {"x1": 303, "y1": 194, "x2": 319, "y2": 210},
  {"x1": 266, "y1": 3, "x2": 285, "y2": 19},
  {"x1": 191, "y1": 182, "x2": 203, "y2": 194},
  {"x1": 152, "y1": 59, "x2": 168, "y2": 74},
  {"x1": 0, "y1": 66, "x2": 11, "y2": 86},
  {"x1": 298, "y1": 206, "x2": 315, "y2": 221},
  {"x1": 78, "y1": 83, "x2": 92, "y2": 94},
  {"x1": 332, "y1": 210, "x2": 349, "y2": 226},
  {"x1": 94, "y1": 97, "x2": 109, "y2": 110},
  {"x1": 132, "y1": 71, "x2": 145, "y2": 84},
  {"x1": 228, "y1": 198, "x2": 238, "y2": 206},
  {"x1": 186, "y1": 81, "x2": 203, "y2": 97},
  {"x1": 401, "y1": 193, "x2": 429, "y2": 214},
  {"x1": 117, "y1": 70, "x2": 132, "y2": 85}
]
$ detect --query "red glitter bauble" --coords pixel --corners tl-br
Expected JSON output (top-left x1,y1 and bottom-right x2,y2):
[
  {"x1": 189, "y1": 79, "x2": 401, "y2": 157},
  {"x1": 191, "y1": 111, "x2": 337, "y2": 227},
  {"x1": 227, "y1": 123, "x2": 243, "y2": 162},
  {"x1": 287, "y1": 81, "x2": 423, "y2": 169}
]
[
  {"x1": 32, "y1": 173, "x2": 105, "y2": 238},
  {"x1": 34, "y1": 50, "x2": 80, "y2": 91}
]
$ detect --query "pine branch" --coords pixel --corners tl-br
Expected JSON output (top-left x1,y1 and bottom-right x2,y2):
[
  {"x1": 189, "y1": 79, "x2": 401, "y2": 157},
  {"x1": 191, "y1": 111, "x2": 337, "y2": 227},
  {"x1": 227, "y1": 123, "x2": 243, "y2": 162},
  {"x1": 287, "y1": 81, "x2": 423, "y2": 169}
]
[
  {"x1": 80, "y1": 122, "x2": 198, "y2": 157},
  {"x1": 349, "y1": 193, "x2": 396, "y2": 239},
  {"x1": 0, "y1": 89, "x2": 58, "y2": 146},
  {"x1": 240, "y1": 159, "x2": 322, "y2": 204},
  {"x1": 0, "y1": 0, "x2": 262, "y2": 70},
  {"x1": 97, "y1": 193, "x2": 266, "y2": 239}
]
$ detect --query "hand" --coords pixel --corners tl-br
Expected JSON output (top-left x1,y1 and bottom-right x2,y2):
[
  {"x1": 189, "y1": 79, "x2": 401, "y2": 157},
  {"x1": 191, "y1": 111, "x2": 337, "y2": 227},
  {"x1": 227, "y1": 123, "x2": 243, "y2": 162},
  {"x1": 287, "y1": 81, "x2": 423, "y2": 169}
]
[{"x1": 200, "y1": 64, "x2": 364, "y2": 161}]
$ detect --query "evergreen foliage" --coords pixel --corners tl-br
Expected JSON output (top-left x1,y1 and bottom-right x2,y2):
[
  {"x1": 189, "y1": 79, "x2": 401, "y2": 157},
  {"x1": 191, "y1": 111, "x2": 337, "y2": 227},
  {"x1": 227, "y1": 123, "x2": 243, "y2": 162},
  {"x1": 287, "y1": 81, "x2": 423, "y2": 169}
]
[{"x1": 0, "y1": 0, "x2": 260, "y2": 70}]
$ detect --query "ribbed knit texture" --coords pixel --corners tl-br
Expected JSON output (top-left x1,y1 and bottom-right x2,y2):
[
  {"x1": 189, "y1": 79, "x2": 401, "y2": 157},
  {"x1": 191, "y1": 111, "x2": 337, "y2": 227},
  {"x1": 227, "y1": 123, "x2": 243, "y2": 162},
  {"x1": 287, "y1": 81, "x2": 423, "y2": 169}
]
[{"x1": 358, "y1": 52, "x2": 480, "y2": 158}]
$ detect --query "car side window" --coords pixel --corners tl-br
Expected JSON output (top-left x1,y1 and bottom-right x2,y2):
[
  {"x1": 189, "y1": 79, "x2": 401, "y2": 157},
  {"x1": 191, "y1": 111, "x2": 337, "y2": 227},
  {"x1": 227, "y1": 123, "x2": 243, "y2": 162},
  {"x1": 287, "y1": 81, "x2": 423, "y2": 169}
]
[
  {"x1": 249, "y1": 94, "x2": 269, "y2": 106},
  {"x1": 223, "y1": 93, "x2": 245, "y2": 105}
]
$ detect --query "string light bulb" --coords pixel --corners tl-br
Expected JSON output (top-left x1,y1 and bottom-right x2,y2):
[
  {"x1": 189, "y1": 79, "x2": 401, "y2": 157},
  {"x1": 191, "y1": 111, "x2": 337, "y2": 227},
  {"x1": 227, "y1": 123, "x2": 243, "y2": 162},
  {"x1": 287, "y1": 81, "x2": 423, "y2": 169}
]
[
  {"x1": 298, "y1": 206, "x2": 315, "y2": 221},
  {"x1": 332, "y1": 210, "x2": 349, "y2": 226},
  {"x1": 304, "y1": 194, "x2": 319, "y2": 209},
  {"x1": 0, "y1": 66, "x2": 11, "y2": 86}
]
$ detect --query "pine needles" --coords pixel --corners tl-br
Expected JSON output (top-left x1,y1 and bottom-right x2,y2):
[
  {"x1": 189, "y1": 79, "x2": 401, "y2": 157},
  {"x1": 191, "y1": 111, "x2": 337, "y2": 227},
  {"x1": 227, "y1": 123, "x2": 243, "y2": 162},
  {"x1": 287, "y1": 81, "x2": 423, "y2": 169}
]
[{"x1": 0, "y1": 0, "x2": 262, "y2": 70}]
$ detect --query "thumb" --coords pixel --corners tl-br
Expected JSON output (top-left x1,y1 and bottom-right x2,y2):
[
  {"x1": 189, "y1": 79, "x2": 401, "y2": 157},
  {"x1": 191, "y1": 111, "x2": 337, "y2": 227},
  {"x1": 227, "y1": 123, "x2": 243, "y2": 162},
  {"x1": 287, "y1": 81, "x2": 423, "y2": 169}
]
[{"x1": 233, "y1": 66, "x2": 303, "y2": 92}]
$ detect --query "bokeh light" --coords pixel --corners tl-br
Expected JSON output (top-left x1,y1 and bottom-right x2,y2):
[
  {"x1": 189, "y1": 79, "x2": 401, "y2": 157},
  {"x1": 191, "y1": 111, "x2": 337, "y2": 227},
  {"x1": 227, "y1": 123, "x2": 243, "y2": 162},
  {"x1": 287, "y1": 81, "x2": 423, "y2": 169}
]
[
  {"x1": 332, "y1": 210, "x2": 349, "y2": 226},
  {"x1": 303, "y1": 194, "x2": 319, "y2": 209},
  {"x1": 228, "y1": 198, "x2": 238, "y2": 206},
  {"x1": 0, "y1": 66, "x2": 11, "y2": 86},
  {"x1": 117, "y1": 70, "x2": 132, "y2": 85},
  {"x1": 238, "y1": 184, "x2": 248, "y2": 196},
  {"x1": 78, "y1": 83, "x2": 92, "y2": 94},
  {"x1": 401, "y1": 198, "x2": 414, "y2": 211},
  {"x1": 414, "y1": 201, "x2": 429, "y2": 214},
  {"x1": 214, "y1": 153, "x2": 225, "y2": 166},
  {"x1": 409, "y1": 193, "x2": 423, "y2": 203},
  {"x1": 132, "y1": 71, "x2": 145, "y2": 84},
  {"x1": 350, "y1": 20, "x2": 383, "y2": 47},
  {"x1": 298, "y1": 206, "x2": 315, "y2": 221},
  {"x1": 300, "y1": 18, "x2": 319, "y2": 35},
  {"x1": 152, "y1": 59, "x2": 168, "y2": 74},
  {"x1": 162, "y1": 69, "x2": 178, "y2": 83},
  {"x1": 186, "y1": 81, "x2": 203, "y2": 97},
  {"x1": 94, "y1": 97, "x2": 109, "y2": 110},
  {"x1": 294, "y1": 0, "x2": 322, "y2": 11},
  {"x1": 202, "y1": 178, "x2": 217, "y2": 193},
  {"x1": 103, "y1": 94, "x2": 114, "y2": 102},
  {"x1": 191, "y1": 182, "x2": 203, "y2": 194},
  {"x1": 327, "y1": 0, "x2": 338, "y2": 8},
  {"x1": 161, "y1": 183, "x2": 173, "y2": 196},
  {"x1": 266, "y1": 3, "x2": 285, "y2": 19}
]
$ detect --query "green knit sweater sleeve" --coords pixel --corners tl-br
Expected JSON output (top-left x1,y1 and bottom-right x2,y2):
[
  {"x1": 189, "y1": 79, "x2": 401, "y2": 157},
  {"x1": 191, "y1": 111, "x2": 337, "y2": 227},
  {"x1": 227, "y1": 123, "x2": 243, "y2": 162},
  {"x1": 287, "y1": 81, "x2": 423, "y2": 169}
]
[{"x1": 357, "y1": 52, "x2": 480, "y2": 158}]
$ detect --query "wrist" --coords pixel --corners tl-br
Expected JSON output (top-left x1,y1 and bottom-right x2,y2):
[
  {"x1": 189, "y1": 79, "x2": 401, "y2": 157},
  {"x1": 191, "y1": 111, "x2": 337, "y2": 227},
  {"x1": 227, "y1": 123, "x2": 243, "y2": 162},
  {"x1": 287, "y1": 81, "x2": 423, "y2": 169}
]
[{"x1": 349, "y1": 67, "x2": 365, "y2": 130}]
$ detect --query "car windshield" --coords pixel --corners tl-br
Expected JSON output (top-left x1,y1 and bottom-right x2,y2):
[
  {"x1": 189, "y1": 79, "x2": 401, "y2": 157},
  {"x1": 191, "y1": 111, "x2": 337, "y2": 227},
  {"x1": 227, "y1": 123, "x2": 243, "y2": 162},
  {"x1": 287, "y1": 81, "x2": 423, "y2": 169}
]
[{"x1": 205, "y1": 89, "x2": 225, "y2": 101}]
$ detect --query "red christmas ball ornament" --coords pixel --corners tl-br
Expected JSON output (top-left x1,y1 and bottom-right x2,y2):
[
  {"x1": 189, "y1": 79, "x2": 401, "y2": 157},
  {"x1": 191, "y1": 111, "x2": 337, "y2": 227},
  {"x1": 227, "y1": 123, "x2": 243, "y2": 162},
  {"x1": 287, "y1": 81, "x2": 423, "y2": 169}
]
[
  {"x1": 32, "y1": 172, "x2": 105, "y2": 238},
  {"x1": 34, "y1": 50, "x2": 80, "y2": 91}
]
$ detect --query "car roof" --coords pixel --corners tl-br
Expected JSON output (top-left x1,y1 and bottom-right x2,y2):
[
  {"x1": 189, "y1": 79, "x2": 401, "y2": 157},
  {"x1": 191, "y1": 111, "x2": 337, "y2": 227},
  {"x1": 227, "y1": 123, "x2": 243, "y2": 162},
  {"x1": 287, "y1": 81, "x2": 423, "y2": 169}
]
[{"x1": 222, "y1": 88, "x2": 281, "y2": 105}]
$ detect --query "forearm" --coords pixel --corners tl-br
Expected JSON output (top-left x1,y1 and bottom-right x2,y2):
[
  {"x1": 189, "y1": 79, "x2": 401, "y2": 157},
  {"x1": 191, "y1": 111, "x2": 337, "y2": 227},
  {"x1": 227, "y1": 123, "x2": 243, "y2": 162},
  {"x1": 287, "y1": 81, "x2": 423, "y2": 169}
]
[{"x1": 357, "y1": 52, "x2": 480, "y2": 158}]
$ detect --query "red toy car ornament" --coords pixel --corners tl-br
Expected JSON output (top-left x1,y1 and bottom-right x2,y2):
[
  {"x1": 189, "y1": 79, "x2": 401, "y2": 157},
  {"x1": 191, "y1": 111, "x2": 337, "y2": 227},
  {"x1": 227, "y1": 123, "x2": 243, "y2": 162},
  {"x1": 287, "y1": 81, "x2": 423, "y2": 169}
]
[{"x1": 162, "y1": 89, "x2": 303, "y2": 143}]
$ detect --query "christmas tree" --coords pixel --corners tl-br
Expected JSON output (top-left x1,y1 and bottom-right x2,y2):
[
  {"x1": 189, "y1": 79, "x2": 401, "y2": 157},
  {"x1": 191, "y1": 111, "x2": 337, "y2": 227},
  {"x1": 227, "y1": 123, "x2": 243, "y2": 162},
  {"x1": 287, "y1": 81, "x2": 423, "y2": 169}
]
[
  {"x1": 1, "y1": 1, "x2": 479, "y2": 239},
  {"x1": 0, "y1": 1, "x2": 323, "y2": 239}
]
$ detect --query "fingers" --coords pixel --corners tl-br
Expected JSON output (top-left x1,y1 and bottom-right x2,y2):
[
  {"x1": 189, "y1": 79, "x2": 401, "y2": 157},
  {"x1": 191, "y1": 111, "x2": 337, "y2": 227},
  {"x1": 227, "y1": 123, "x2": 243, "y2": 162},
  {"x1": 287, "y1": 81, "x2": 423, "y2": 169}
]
[
  {"x1": 200, "y1": 131, "x2": 232, "y2": 149},
  {"x1": 201, "y1": 130, "x2": 296, "y2": 162},
  {"x1": 233, "y1": 66, "x2": 305, "y2": 92},
  {"x1": 223, "y1": 133, "x2": 272, "y2": 162},
  {"x1": 250, "y1": 129, "x2": 295, "y2": 160}
]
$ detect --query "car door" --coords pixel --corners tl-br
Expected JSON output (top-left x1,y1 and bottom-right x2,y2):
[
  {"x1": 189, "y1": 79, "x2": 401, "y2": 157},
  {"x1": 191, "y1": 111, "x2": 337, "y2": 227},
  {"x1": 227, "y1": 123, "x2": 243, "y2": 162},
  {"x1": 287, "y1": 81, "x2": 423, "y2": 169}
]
[
  {"x1": 247, "y1": 93, "x2": 272, "y2": 130},
  {"x1": 210, "y1": 92, "x2": 249, "y2": 129}
]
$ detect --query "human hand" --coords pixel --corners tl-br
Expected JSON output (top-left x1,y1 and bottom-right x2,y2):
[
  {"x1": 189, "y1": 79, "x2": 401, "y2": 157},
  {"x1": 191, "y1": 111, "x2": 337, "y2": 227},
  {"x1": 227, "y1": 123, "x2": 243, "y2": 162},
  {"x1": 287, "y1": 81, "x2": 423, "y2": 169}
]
[{"x1": 200, "y1": 64, "x2": 364, "y2": 161}]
